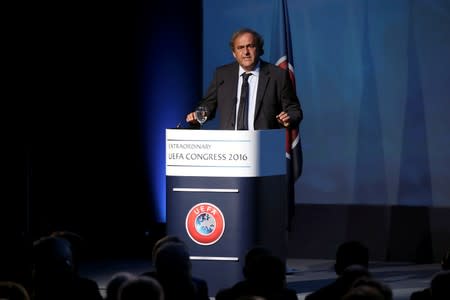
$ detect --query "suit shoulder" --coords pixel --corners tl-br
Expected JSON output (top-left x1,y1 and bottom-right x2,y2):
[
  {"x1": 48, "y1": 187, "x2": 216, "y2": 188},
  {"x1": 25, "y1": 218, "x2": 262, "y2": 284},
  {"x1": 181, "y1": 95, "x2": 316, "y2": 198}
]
[
  {"x1": 212, "y1": 62, "x2": 238, "y2": 82},
  {"x1": 260, "y1": 60, "x2": 278, "y2": 69},
  {"x1": 260, "y1": 60, "x2": 286, "y2": 76},
  {"x1": 216, "y1": 62, "x2": 238, "y2": 72}
]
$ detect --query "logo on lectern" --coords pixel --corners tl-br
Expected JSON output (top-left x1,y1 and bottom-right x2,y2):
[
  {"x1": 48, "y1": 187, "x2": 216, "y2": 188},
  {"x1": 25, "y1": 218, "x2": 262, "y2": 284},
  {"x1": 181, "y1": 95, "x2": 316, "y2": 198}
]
[{"x1": 185, "y1": 202, "x2": 225, "y2": 245}]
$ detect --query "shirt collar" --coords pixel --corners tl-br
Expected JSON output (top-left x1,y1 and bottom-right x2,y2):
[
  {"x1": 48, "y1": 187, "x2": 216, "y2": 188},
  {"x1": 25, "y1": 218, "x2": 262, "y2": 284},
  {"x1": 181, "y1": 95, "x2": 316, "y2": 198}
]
[{"x1": 239, "y1": 61, "x2": 260, "y2": 77}]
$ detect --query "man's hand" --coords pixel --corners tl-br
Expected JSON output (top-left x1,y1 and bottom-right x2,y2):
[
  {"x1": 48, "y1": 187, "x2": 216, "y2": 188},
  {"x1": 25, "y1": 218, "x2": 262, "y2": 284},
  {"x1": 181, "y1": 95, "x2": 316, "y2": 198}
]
[
  {"x1": 276, "y1": 111, "x2": 291, "y2": 127},
  {"x1": 186, "y1": 112, "x2": 198, "y2": 124}
]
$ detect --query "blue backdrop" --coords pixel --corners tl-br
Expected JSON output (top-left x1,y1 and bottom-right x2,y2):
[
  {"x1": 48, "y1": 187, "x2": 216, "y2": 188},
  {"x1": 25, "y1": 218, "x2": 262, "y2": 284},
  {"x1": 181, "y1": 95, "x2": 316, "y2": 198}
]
[
  {"x1": 201, "y1": 0, "x2": 450, "y2": 207},
  {"x1": 139, "y1": 1, "x2": 202, "y2": 222}
]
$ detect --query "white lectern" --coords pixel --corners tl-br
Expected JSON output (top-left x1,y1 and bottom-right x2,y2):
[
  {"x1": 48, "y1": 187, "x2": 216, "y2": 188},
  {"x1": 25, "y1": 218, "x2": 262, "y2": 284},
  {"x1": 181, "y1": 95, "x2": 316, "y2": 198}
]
[{"x1": 165, "y1": 129, "x2": 287, "y2": 296}]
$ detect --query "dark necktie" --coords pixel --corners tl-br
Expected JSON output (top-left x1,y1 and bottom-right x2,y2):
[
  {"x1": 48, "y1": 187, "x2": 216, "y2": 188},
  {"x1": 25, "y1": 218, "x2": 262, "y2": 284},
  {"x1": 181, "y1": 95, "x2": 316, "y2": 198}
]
[{"x1": 236, "y1": 72, "x2": 252, "y2": 130}]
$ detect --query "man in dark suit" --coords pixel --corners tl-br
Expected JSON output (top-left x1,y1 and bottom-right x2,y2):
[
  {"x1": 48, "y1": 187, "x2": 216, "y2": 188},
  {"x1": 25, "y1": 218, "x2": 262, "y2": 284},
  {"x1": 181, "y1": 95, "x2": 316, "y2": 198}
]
[{"x1": 186, "y1": 28, "x2": 302, "y2": 130}]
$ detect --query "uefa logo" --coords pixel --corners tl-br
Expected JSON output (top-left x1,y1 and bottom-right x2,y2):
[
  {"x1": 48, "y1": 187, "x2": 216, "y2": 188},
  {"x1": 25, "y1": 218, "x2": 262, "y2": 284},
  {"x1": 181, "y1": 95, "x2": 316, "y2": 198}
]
[{"x1": 185, "y1": 202, "x2": 225, "y2": 245}]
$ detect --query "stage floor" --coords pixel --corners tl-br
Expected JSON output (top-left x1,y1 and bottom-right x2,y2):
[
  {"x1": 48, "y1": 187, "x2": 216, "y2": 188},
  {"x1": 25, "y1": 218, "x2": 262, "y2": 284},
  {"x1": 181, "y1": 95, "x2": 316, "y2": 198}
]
[{"x1": 79, "y1": 257, "x2": 440, "y2": 300}]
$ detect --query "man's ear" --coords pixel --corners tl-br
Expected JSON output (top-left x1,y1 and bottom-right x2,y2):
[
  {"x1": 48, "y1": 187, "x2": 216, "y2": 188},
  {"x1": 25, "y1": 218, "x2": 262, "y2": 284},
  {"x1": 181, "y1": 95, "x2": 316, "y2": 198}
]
[{"x1": 232, "y1": 51, "x2": 237, "y2": 59}]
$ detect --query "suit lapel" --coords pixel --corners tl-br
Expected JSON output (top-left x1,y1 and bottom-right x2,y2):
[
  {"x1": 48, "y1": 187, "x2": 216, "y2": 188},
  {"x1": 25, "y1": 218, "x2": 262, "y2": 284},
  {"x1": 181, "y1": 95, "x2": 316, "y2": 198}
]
[
  {"x1": 254, "y1": 61, "x2": 270, "y2": 119},
  {"x1": 228, "y1": 64, "x2": 239, "y2": 101},
  {"x1": 221, "y1": 63, "x2": 240, "y2": 129}
]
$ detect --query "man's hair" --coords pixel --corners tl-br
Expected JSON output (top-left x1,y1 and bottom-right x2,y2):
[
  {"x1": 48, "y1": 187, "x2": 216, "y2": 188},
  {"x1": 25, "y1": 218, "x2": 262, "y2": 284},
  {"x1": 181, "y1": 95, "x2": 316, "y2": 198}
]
[
  {"x1": 32, "y1": 236, "x2": 74, "y2": 272},
  {"x1": 229, "y1": 28, "x2": 265, "y2": 55},
  {"x1": 0, "y1": 281, "x2": 30, "y2": 300},
  {"x1": 350, "y1": 277, "x2": 393, "y2": 300},
  {"x1": 151, "y1": 235, "x2": 184, "y2": 264},
  {"x1": 119, "y1": 277, "x2": 164, "y2": 300},
  {"x1": 106, "y1": 272, "x2": 135, "y2": 300}
]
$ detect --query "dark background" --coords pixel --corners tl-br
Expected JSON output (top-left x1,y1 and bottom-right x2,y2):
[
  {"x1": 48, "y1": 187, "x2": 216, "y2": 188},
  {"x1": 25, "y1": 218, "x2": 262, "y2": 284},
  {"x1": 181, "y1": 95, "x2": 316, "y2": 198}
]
[{"x1": 6, "y1": 0, "x2": 202, "y2": 258}]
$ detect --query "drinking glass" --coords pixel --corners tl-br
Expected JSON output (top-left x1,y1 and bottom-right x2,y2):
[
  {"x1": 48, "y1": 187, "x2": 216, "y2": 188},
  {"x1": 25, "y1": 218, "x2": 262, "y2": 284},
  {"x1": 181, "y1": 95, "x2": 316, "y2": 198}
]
[{"x1": 195, "y1": 106, "x2": 208, "y2": 128}]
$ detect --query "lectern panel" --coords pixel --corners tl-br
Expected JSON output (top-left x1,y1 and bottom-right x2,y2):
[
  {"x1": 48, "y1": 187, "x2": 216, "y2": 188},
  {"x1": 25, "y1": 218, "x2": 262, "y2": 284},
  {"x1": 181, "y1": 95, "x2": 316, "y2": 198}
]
[{"x1": 165, "y1": 129, "x2": 287, "y2": 296}]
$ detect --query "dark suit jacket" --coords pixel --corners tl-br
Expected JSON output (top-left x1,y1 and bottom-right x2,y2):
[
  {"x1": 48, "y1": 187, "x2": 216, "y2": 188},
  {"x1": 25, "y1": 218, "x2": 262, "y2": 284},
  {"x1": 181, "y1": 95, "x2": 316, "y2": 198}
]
[{"x1": 200, "y1": 60, "x2": 302, "y2": 130}]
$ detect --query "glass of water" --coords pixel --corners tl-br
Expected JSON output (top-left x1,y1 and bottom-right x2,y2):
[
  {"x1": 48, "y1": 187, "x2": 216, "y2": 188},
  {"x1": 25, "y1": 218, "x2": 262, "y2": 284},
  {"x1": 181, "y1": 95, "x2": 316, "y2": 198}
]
[{"x1": 195, "y1": 106, "x2": 208, "y2": 128}]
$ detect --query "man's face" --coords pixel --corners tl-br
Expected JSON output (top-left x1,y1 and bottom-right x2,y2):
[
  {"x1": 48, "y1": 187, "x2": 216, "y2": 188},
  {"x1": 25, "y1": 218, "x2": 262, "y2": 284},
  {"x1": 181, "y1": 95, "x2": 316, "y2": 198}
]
[{"x1": 232, "y1": 32, "x2": 259, "y2": 71}]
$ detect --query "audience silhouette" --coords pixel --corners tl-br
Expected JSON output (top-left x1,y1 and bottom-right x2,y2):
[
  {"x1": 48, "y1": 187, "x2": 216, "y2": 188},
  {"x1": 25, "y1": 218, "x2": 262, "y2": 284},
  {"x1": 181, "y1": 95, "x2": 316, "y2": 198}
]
[
  {"x1": 150, "y1": 235, "x2": 183, "y2": 264},
  {"x1": 215, "y1": 246, "x2": 297, "y2": 300},
  {"x1": 304, "y1": 240, "x2": 371, "y2": 300},
  {"x1": 0, "y1": 281, "x2": 30, "y2": 300},
  {"x1": 344, "y1": 286, "x2": 385, "y2": 300},
  {"x1": 242, "y1": 246, "x2": 273, "y2": 280},
  {"x1": 119, "y1": 276, "x2": 164, "y2": 300},
  {"x1": 142, "y1": 236, "x2": 209, "y2": 300},
  {"x1": 50, "y1": 230, "x2": 86, "y2": 275},
  {"x1": 31, "y1": 235, "x2": 103, "y2": 300},
  {"x1": 12, "y1": 230, "x2": 444, "y2": 300},
  {"x1": 343, "y1": 277, "x2": 393, "y2": 300},
  {"x1": 105, "y1": 271, "x2": 136, "y2": 300},
  {"x1": 410, "y1": 249, "x2": 450, "y2": 300},
  {"x1": 429, "y1": 270, "x2": 450, "y2": 300}
]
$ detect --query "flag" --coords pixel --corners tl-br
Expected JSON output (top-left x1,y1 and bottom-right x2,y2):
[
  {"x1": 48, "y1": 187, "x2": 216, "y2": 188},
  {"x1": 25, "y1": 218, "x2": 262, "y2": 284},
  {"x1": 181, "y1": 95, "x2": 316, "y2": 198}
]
[{"x1": 271, "y1": 0, "x2": 303, "y2": 231}]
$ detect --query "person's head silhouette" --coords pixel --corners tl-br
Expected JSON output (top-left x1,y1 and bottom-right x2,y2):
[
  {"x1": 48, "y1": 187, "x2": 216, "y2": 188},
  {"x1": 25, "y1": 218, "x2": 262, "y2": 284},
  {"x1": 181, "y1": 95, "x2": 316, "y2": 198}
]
[
  {"x1": 334, "y1": 241, "x2": 369, "y2": 276},
  {"x1": 242, "y1": 246, "x2": 272, "y2": 279}
]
